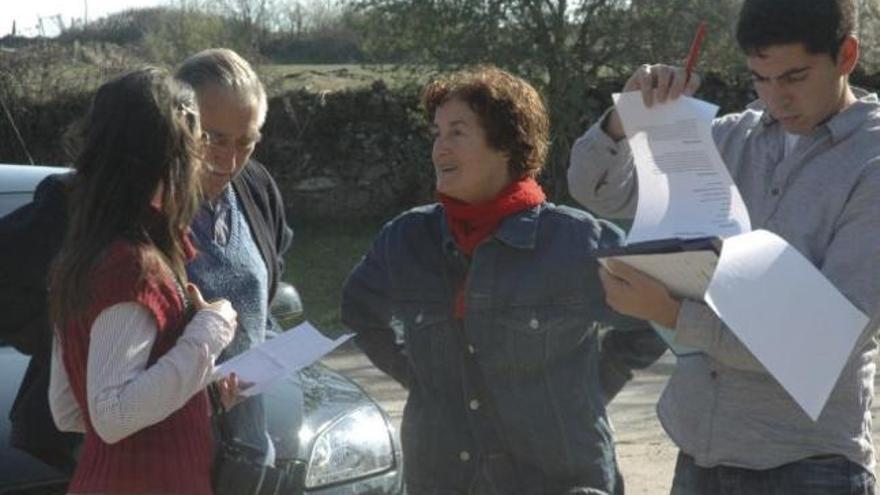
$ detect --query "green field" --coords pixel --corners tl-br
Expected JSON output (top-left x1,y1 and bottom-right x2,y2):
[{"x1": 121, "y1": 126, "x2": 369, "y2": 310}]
[{"x1": 260, "y1": 64, "x2": 427, "y2": 93}]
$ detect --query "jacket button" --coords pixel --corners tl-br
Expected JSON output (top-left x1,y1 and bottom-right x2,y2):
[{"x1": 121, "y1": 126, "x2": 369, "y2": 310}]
[
  {"x1": 770, "y1": 187, "x2": 780, "y2": 196},
  {"x1": 710, "y1": 370, "x2": 718, "y2": 379},
  {"x1": 467, "y1": 344, "x2": 476, "y2": 355},
  {"x1": 469, "y1": 399, "x2": 480, "y2": 410},
  {"x1": 459, "y1": 451, "x2": 471, "y2": 462},
  {"x1": 529, "y1": 318, "x2": 540, "y2": 330},
  {"x1": 415, "y1": 313, "x2": 423, "y2": 324}
]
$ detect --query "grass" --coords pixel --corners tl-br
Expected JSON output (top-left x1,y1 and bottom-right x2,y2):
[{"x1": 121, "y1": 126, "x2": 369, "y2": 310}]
[
  {"x1": 10, "y1": 60, "x2": 428, "y2": 102},
  {"x1": 283, "y1": 217, "x2": 388, "y2": 334},
  {"x1": 260, "y1": 63, "x2": 431, "y2": 94}
]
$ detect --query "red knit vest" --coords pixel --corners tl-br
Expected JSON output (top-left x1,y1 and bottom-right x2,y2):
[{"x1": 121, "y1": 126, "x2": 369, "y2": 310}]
[{"x1": 60, "y1": 240, "x2": 213, "y2": 495}]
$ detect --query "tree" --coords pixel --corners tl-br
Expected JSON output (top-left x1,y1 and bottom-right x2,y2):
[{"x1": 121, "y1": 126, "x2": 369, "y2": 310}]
[
  {"x1": 858, "y1": 0, "x2": 880, "y2": 73},
  {"x1": 354, "y1": 0, "x2": 739, "y2": 200},
  {"x1": 352, "y1": 0, "x2": 743, "y2": 199},
  {"x1": 208, "y1": 0, "x2": 275, "y2": 50},
  {"x1": 354, "y1": 0, "x2": 621, "y2": 197},
  {"x1": 136, "y1": 4, "x2": 245, "y2": 64},
  {"x1": 275, "y1": 0, "x2": 351, "y2": 35},
  {"x1": 205, "y1": 0, "x2": 356, "y2": 55}
]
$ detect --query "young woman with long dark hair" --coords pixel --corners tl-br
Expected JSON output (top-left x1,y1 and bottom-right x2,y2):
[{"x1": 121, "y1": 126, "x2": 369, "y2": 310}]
[{"x1": 48, "y1": 67, "x2": 238, "y2": 495}]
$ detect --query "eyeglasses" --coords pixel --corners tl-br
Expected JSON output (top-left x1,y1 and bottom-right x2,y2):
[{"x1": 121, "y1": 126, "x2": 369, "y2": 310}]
[{"x1": 203, "y1": 130, "x2": 261, "y2": 153}]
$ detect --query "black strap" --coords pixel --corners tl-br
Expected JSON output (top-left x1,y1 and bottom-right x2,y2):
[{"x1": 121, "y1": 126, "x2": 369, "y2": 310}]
[{"x1": 207, "y1": 383, "x2": 235, "y2": 443}]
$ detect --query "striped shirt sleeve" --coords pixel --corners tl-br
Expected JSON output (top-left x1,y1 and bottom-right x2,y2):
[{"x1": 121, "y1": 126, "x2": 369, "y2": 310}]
[{"x1": 83, "y1": 302, "x2": 232, "y2": 444}]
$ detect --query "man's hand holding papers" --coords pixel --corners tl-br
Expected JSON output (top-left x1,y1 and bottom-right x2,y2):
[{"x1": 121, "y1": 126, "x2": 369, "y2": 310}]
[
  {"x1": 599, "y1": 258, "x2": 681, "y2": 329},
  {"x1": 602, "y1": 64, "x2": 702, "y2": 142},
  {"x1": 597, "y1": 85, "x2": 749, "y2": 352}
]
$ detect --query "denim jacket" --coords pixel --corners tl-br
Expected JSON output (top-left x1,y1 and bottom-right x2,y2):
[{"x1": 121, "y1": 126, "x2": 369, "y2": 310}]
[{"x1": 341, "y1": 202, "x2": 647, "y2": 495}]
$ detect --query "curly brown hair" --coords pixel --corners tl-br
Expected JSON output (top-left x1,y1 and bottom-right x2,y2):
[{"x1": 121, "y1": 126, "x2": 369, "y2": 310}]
[{"x1": 422, "y1": 65, "x2": 549, "y2": 179}]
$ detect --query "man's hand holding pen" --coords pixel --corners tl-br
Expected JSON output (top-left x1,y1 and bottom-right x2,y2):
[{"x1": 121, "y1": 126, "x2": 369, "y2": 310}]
[
  {"x1": 599, "y1": 259, "x2": 682, "y2": 329},
  {"x1": 596, "y1": 22, "x2": 708, "y2": 329},
  {"x1": 602, "y1": 22, "x2": 707, "y2": 141}
]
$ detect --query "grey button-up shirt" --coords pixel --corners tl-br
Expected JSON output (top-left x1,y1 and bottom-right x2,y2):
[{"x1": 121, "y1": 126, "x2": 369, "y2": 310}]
[{"x1": 568, "y1": 89, "x2": 880, "y2": 471}]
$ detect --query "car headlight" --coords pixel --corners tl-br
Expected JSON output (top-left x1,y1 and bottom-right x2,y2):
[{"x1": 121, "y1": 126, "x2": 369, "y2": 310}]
[{"x1": 304, "y1": 405, "x2": 395, "y2": 489}]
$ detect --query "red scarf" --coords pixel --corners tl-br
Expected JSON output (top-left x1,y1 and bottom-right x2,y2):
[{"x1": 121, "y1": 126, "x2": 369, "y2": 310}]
[{"x1": 438, "y1": 177, "x2": 546, "y2": 318}]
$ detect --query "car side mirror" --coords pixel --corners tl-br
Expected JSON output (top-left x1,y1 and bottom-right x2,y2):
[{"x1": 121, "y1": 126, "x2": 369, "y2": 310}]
[{"x1": 270, "y1": 282, "x2": 304, "y2": 330}]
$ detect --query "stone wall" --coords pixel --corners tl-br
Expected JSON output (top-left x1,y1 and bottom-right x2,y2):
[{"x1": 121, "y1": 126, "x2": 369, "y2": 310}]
[
  {"x1": 3, "y1": 70, "x2": 879, "y2": 220},
  {"x1": 255, "y1": 80, "x2": 434, "y2": 219}
]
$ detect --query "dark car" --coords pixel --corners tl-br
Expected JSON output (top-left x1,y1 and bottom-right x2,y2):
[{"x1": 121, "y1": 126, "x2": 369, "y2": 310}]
[{"x1": 0, "y1": 164, "x2": 403, "y2": 494}]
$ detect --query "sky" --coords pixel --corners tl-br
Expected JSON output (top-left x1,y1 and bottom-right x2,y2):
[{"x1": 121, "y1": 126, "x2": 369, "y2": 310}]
[{"x1": 1, "y1": 0, "x2": 167, "y2": 37}]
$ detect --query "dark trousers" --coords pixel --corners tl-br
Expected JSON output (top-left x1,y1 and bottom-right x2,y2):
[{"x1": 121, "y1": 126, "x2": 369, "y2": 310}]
[{"x1": 671, "y1": 451, "x2": 875, "y2": 495}]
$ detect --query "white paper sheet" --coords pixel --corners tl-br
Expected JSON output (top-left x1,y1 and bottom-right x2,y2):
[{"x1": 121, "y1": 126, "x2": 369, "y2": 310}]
[
  {"x1": 612, "y1": 92, "x2": 750, "y2": 243},
  {"x1": 213, "y1": 321, "x2": 353, "y2": 397},
  {"x1": 705, "y1": 230, "x2": 869, "y2": 420}
]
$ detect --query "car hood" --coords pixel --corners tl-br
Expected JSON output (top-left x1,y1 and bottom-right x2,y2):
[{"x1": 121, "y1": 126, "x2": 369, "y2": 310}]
[
  {"x1": 265, "y1": 362, "x2": 377, "y2": 461},
  {"x1": 0, "y1": 164, "x2": 70, "y2": 194}
]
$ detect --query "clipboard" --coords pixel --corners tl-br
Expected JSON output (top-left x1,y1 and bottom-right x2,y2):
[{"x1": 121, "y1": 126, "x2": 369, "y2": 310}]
[
  {"x1": 595, "y1": 236, "x2": 722, "y2": 258},
  {"x1": 597, "y1": 237, "x2": 722, "y2": 356}
]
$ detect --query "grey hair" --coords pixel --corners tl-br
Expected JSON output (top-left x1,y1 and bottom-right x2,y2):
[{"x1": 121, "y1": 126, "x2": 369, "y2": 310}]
[{"x1": 175, "y1": 48, "x2": 268, "y2": 126}]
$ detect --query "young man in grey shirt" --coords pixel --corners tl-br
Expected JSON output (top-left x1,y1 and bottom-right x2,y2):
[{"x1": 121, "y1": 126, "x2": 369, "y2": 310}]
[{"x1": 568, "y1": 0, "x2": 880, "y2": 493}]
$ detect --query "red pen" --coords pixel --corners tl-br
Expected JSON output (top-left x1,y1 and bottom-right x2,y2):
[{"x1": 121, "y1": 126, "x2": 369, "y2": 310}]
[{"x1": 684, "y1": 21, "x2": 708, "y2": 84}]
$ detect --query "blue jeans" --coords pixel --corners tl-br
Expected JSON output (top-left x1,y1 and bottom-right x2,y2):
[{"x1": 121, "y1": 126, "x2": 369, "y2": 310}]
[{"x1": 671, "y1": 451, "x2": 875, "y2": 495}]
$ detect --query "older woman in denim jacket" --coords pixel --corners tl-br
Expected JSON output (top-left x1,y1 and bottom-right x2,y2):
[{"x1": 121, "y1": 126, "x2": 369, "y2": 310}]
[{"x1": 341, "y1": 66, "x2": 651, "y2": 495}]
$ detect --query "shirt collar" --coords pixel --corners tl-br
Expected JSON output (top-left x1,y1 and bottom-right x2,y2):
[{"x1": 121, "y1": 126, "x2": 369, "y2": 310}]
[
  {"x1": 826, "y1": 88, "x2": 878, "y2": 143},
  {"x1": 203, "y1": 184, "x2": 233, "y2": 213},
  {"x1": 749, "y1": 87, "x2": 878, "y2": 143}
]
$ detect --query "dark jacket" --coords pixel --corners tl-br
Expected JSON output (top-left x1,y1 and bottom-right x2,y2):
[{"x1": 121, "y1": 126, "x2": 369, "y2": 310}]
[
  {"x1": 341, "y1": 202, "x2": 651, "y2": 495},
  {"x1": 0, "y1": 159, "x2": 291, "y2": 473},
  {"x1": 0, "y1": 172, "x2": 78, "y2": 473},
  {"x1": 231, "y1": 159, "x2": 293, "y2": 305},
  {"x1": 597, "y1": 326, "x2": 667, "y2": 404}
]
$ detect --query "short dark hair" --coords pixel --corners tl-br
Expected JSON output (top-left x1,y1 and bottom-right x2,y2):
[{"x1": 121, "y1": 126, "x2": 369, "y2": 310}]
[
  {"x1": 736, "y1": 0, "x2": 857, "y2": 58},
  {"x1": 421, "y1": 65, "x2": 549, "y2": 179}
]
